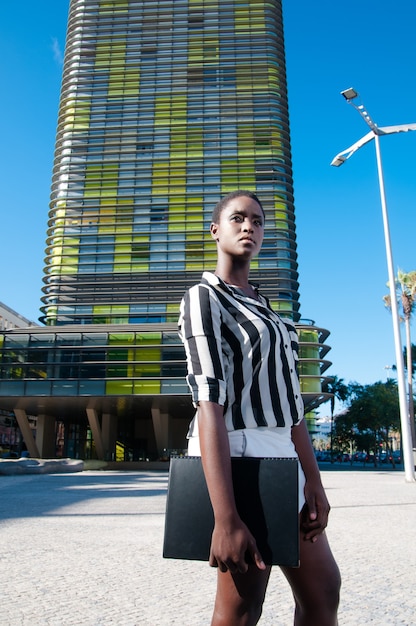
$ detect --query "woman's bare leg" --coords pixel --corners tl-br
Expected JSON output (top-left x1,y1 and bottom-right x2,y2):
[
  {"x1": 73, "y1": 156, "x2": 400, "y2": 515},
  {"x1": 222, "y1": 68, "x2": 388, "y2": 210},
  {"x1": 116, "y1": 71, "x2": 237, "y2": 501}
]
[
  {"x1": 281, "y1": 532, "x2": 341, "y2": 626},
  {"x1": 211, "y1": 564, "x2": 272, "y2": 626}
]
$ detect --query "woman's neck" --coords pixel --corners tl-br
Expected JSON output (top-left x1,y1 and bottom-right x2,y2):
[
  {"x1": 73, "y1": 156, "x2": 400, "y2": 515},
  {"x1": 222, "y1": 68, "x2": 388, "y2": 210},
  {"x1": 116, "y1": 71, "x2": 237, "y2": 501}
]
[
  {"x1": 214, "y1": 261, "x2": 250, "y2": 289},
  {"x1": 214, "y1": 270, "x2": 259, "y2": 300}
]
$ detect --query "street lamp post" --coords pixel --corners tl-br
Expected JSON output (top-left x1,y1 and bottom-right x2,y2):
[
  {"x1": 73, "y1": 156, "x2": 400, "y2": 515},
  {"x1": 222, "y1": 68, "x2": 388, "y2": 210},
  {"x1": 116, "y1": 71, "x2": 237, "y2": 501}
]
[
  {"x1": 331, "y1": 88, "x2": 416, "y2": 482},
  {"x1": 384, "y1": 365, "x2": 394, "y2": 381}
]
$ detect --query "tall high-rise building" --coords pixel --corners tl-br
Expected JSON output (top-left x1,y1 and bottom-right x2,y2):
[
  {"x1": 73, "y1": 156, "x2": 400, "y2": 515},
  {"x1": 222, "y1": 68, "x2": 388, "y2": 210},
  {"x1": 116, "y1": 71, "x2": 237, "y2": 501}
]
[
  {"x1": 0, "y1": 0, "x2": 331, "y2": 462},
  {"x1": 42, "y1": 0, "x2": 300, "y2": 326}
]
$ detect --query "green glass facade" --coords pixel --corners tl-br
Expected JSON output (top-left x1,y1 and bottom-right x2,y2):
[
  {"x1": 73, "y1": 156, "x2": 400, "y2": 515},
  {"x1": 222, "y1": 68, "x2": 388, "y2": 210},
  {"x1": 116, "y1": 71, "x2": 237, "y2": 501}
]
[
  {"x1": 42, "y1": 0, "x2": 300, "y2": 325},
  {"x1": 0, "y1": 320, "x2": 331, "y2": 460},
  {"x1": 0, "y1": 324, "x2": 329, "y2": 401},
  {"x1": 0, "y1": 326, "x2": 187, "y2": 397}
]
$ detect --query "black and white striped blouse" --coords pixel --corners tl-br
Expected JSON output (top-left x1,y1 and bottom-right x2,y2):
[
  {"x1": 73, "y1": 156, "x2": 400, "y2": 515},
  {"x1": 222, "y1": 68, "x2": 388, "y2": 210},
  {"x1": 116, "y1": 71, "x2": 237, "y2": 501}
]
[{"x1": 178, "y1": 272, "x2": 304, "y2": 431}]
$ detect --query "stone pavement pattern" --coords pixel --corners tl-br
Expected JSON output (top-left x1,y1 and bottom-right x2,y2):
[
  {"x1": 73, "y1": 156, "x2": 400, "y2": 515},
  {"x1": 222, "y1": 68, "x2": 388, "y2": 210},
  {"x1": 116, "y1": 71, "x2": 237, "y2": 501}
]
[{"x1": 0, "y1": 467, "x2": 415, "y2": 625}]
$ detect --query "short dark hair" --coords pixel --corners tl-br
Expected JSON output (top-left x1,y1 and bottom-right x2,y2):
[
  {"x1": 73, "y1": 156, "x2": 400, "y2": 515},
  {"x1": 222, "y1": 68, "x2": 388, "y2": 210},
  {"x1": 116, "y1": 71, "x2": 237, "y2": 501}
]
[{"x1": 211, "y1": 190, "x2": 264, "y2": 224}]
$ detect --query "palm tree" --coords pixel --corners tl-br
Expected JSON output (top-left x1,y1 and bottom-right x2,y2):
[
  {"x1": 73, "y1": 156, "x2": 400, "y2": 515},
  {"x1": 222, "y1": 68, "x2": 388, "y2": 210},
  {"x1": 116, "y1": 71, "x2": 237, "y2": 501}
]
[
  {"x1": 403, "y1": 343, "x2": 416, "y2": 380},
  {"x1": 384, "y1": 269, "x2": 416, "y2": 447},
  {"x1": 322, "y1": 376, "x2": 349, "y2": 461}
]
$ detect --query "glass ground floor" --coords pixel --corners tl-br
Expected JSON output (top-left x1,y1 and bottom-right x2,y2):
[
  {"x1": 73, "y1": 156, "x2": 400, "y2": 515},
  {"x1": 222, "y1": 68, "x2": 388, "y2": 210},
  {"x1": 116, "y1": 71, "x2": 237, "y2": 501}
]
[{"x1": 0, "y1": 322, "x2": 331, "y2": 461}]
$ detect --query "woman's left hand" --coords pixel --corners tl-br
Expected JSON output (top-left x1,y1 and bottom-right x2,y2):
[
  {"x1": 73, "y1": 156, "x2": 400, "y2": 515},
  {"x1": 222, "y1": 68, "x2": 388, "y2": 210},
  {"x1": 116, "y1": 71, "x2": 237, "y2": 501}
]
[
  {"x1": 300, "y1": 479, "x2": 331, "y2": 542},
  {"x1": 291, "y1": 420, "x2": 331, "y2": 543}
]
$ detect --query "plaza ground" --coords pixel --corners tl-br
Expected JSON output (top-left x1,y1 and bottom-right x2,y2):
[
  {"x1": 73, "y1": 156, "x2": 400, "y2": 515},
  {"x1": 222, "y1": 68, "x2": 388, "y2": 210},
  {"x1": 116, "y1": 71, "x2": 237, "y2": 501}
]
[{"x1": 0, "y1": 465, "x2": 415, "y2": 625}]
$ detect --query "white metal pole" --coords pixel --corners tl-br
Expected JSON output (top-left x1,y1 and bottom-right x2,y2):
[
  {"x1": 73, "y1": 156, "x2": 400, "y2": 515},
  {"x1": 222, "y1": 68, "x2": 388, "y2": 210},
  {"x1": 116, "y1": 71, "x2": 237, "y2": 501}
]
[{"x1": 373, "y1": 133, "x2": 415, "y2": 481}]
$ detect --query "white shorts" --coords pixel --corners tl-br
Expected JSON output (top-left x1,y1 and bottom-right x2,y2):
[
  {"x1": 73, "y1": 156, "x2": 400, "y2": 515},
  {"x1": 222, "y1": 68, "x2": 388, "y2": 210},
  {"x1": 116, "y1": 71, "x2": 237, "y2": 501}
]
[{"x1": 187, "y1": 426, "x2": 306, "y2": 511}]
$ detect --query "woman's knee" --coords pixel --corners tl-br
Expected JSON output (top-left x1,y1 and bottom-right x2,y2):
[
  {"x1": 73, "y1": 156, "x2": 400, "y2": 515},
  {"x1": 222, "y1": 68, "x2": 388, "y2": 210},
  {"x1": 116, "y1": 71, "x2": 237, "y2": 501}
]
[
  {"x1": 213, "y1": 592, "x2": 264, "y2": 626},
  {"x1": 319, "y1": 562, "x2": 341, "y2": 610},
  {"x1": 301, "y1": 560, "x2": 341, "y2": 617},
  {"x1": 283, "y1": 538, "x2": 341, "y2": 619},
  {"x1": 213, "y1": 567, "x2": 270, "y2": 626}
]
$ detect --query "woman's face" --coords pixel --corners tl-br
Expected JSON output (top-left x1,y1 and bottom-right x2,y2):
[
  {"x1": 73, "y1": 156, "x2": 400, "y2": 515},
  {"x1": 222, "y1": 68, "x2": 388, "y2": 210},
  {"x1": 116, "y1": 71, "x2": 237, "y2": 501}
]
[{"x1": 210, "y1": 195, "x2": 264, "y2": 260}]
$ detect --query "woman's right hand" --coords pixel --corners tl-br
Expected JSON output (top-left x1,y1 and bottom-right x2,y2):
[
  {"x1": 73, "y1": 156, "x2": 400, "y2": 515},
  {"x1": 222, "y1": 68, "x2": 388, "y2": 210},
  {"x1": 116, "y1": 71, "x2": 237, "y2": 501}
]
[
  {"x1": 196, "y1": 402, "x2": 265, "y2": 574},
  {"x1": 209, "y1": 515, "x2": 266, "y2": 573}
]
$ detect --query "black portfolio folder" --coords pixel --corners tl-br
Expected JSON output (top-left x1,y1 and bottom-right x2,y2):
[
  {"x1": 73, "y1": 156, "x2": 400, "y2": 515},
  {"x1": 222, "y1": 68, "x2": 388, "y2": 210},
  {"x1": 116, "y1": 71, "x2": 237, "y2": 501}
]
[{"x1": 163, "y1": 456, "x2": 299, "y2": 567}]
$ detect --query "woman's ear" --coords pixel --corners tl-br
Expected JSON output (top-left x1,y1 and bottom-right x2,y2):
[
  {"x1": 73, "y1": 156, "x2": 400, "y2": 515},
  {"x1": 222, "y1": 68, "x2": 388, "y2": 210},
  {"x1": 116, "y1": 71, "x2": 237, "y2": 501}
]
[{"x1": 210, "y1": 222, "x2": 219, "y2": 241}]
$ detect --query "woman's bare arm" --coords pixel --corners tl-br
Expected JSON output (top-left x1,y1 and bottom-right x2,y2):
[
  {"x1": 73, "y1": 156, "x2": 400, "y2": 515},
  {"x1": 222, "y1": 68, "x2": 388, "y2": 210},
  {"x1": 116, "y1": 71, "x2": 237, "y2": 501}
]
[
  {"x1": 291, "y1": 419, "x2": 331, "y2": 541},
  {"x1": 198, "y1": 400, "x2": 266, "y2": 573}
]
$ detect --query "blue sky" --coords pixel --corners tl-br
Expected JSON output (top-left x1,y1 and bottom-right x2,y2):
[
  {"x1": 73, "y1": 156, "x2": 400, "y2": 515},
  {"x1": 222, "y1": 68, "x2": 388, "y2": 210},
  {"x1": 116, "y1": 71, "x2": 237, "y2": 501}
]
[{"x1": 1, "y1": 0, "x2": 416, "y2": 408}]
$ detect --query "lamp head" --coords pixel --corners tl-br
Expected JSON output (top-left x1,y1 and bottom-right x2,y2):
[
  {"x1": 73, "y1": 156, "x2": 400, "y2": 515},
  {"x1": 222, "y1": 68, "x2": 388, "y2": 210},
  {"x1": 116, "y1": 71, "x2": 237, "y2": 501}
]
[
  {"x1": 341, "y1": 87, "x2": 358, "y2": 101},
  {"x1": 331, "y1": 155, "x2": 346, "y2": 167}
]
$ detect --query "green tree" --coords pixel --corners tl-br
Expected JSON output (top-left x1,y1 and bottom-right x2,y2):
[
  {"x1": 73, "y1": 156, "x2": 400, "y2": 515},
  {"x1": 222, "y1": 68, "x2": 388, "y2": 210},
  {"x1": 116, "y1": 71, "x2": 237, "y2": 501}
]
[
  {"x1": 384, "y1": 269, "x2": 416, "y2": 446},
  {"x1": 322, "y1": 376, "x2": 349, "y2": 419},
  {"x1": 332, "y1": 410, "x2": 358, "y2": 458},
  {"x1": 343, "y1": 380, "x2": 401, "y2": 466},
  {"x1": 322, "y1": 376, "x2": 349, "y2": 461}
]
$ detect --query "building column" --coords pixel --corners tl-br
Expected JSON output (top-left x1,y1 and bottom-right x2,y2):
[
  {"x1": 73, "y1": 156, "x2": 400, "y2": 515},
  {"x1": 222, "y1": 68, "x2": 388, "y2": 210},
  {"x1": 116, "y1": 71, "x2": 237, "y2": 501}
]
[
  {"x1": 13, "y1": 408, "x2": 40, "y2": 458},
  {"x1": 36, "y1": 414, "x2": 56, "y2": 458},
  {"x1": 151, "y1": 399, "x2": 170, "y2": 458},
  {"x1": 102, "y1": 413, "x2": 117, "y2": 461},
  {"x1": 86, "y1": 408, "x2": 105, "y2": 460}
]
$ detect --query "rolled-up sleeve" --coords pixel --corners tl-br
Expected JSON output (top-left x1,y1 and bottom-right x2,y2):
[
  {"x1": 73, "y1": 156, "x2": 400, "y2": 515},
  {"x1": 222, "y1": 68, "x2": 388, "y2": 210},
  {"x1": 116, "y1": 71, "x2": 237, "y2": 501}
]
[
  {"x1": 282, "y1": 318, "x2": 304, "y2": 424},
  {"x1": 178, "y1": 284, "x2": 227, "y2": 406},
  {"x1": 284, "y1": 319, "x2": 300, "y2": 372}
]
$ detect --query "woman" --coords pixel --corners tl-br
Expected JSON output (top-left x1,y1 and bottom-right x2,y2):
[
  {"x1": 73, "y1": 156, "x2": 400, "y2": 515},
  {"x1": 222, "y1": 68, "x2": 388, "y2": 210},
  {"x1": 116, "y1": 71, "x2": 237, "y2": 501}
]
[{"x1": 178, "y1": 190, "x2": 341, "y2": 626}]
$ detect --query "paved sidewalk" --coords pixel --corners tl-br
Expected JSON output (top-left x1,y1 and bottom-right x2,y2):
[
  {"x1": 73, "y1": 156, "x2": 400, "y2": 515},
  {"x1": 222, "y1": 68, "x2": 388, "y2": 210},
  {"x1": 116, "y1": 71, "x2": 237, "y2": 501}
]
[{"x1": 0, "y1": 467, "x2": 415, "y2": 625}]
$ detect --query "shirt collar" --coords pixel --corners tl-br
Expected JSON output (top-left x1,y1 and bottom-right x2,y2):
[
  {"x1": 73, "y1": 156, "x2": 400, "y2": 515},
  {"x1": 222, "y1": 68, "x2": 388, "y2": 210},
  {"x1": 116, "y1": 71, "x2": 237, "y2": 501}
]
[{"x1": 201, "y1": 271, "x2": 262, "y2": 302}]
